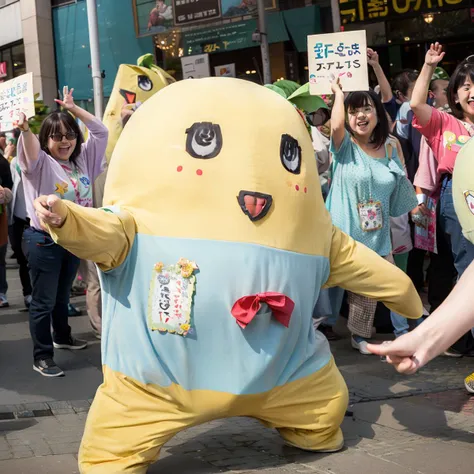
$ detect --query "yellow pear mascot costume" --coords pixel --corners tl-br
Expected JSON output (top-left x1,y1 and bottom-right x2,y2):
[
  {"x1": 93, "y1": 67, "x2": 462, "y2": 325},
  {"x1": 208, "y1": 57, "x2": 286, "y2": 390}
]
[
  {"x1": 102, "y1": 54, "x2": 175, "y2": 164},
  {"x1": 41, "y1": 78, "x2": 422, "y2": 473}
]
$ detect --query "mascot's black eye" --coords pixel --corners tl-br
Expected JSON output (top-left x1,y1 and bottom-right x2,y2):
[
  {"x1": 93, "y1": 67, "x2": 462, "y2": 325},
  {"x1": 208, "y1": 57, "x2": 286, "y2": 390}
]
[
  {"x1": 185, "y1": 122, "x2": 223, "y2": 159},
  {"x1": 280, "y1": 134, "x2": 301, "y2": 174},
  {"x1": 138, "y1": 75, "x2": 153, "y2": 91}
]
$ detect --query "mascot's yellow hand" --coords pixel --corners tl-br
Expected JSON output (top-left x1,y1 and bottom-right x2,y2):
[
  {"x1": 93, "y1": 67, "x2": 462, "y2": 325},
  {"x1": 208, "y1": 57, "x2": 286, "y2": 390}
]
[{"x1": 33, "y1": 194, "x2": 67, "y2": 230}]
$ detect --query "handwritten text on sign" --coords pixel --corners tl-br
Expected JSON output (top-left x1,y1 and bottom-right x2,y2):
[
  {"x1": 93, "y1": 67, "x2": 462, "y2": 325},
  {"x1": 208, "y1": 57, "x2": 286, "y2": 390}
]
[
  {"x1": 0, "y1": 73, "x2": 35, "y2": 132},
  {"x1": 308, "y1": 31, "x2": 368, "y2": 95}
]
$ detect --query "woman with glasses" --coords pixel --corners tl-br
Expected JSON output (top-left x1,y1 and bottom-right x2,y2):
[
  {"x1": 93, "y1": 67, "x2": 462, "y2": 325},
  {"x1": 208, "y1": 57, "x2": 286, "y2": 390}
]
[
  {"x1": 16, "y1": 86, "x2": 108, "y2": 377},
  {"x1": 327, "y1": 78, "x2": 419, "y2": 354}
]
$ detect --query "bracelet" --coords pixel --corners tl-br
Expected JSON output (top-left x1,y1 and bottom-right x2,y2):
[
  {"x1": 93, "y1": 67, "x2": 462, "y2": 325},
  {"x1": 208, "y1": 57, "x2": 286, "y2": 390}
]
[{"x1": 416, "y1": 194, "x2": 427, "y2": 205}]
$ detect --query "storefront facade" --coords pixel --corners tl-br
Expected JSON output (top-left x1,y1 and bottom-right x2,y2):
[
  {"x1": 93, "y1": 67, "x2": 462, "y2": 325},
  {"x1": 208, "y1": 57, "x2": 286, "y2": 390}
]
[
  {"x1": 0, "y1": 0, "x2": 58, "y2": 107},
  {"x1": 133, "y1": 0, "x2": 332, "y2": 83},
  {"x1": 340, "y1": 0, "x2": 474, "y2": 77},
  {"x1": 52, "y1": 0, "x2": 155, "y2": 101}
]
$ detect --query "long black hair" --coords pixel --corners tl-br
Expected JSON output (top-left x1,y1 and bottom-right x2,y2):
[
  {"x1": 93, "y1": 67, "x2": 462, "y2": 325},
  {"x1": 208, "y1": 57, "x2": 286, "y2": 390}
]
[
  {"x1": 38, "y1": 111, "x2": 84, "y2": 164},
  {"x1": 447, "y1": 58, "x2": 474, "y2": 120},
  {"x1": 344, "y1": 90, "x2": 390, "y2": 149}
]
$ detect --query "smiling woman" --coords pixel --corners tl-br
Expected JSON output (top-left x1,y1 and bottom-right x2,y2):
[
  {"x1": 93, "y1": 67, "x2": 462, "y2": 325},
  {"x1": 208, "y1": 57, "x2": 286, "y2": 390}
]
[
  {"x1": 15, "y1": 86, "x2": 109, "y2": 378},
  {"x1": 326, "y1": 77, "x2": 419, "y2": 354}
]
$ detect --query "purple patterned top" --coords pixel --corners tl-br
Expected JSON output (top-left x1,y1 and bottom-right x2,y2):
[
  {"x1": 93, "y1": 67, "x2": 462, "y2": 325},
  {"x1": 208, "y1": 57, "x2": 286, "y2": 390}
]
[{"x1": 18, "y1": 118, "x2": 108, "y2": 230}]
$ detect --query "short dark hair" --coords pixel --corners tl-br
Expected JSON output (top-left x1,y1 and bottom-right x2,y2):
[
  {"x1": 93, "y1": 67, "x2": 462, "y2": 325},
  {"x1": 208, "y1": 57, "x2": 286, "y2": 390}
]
[
  {"x1": 344, "y1": 90, "x2": 390, "y2": 149},
  {"x1": 392, "y1": 69, "x2": 419, "y2": 98},
  {"x1": 38, "y1": 111, "x2": 84, "y2": 165},
  {"x1": 0, "y1": 133, "x2": 6, "y2": 139},
  {"x1": 447, "y1": 59, "x2": 474, "y2": 120}
]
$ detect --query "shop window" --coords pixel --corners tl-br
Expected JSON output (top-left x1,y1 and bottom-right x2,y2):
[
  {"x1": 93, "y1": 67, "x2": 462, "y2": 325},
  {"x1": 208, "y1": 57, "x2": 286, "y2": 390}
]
[
  {"x1": 0, "y1": 42, "x2": 25, "y2": 81},
  {"x1": 51, "y1": 0, "x2": 84, "y2": 7},
  {"x1": 11, "y1": 43, "x2": 26, "y2": 77}
]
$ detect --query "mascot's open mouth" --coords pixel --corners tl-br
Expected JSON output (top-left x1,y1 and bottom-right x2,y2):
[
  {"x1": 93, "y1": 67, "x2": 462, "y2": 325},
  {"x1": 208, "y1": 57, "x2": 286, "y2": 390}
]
[
  {"x1": 119, "y1": 89, "x2": 137, "y2": 104},
  {"x1": 237, "y1": 191, "x2": 273, "y2": 221}
]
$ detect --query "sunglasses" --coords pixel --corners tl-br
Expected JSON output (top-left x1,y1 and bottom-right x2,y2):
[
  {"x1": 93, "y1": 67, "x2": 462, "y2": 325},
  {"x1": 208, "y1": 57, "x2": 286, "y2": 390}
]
[{"x1": 49, "y1": 132, "x2": 78, "y2": 143}]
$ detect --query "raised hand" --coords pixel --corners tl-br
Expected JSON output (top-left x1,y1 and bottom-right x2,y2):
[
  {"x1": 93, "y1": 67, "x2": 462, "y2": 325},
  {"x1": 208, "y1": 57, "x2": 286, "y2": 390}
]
[
  {"x1": 367, "y1": 48, "x2": 379, "y2": 67},
  {"x1": 330, "y1": 75, "x2": 343, "y2": 96},
  {"x1": 425, "y1": 42, "x2": 445, "y2": 67},
  {"x1": 13, "y1": 112, "x2": 29, "y2": 132},
  {"x1": 55, "y1": 86, "x2": 76, "y2": 111},
  {"x1": 33, "y1": 195, "x2": 66, "y2": 229}
]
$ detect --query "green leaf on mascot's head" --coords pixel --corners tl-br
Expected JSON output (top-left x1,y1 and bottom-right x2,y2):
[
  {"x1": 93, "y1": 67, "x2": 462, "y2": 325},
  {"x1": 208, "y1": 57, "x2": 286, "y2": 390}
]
[
  {"x1": 273, "y1": 80, "x2": 300, "y2": 98},
  {"x1": 287, "y1": 83, "x2": 328, "y2": 114},
  {"x1": 137, "y1": 54, "x2": 155, "y2": 69},
  {"x1": 264, "y1": 84, "x2": 288, "y2": 99},
  {"x1": 137, "y1": 54, "x2": 176, "y2": 84}
]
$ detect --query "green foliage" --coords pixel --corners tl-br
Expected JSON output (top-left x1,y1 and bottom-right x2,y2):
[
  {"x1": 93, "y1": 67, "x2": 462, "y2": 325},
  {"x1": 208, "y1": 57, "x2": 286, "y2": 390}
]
[{"x1": 28, "y1": 94, "x2": 50, "y2": 134}]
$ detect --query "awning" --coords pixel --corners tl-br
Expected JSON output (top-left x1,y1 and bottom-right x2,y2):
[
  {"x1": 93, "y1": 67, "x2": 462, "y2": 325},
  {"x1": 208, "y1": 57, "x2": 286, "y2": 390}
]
[{"x1": 282, "y1": 5, "x2": 321, "y2": 53}]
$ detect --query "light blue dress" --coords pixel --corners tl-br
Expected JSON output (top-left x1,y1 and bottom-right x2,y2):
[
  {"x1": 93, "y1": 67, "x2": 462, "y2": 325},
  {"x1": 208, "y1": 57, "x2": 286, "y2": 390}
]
[
  {"x1": 314, "y1": 131, "x2": 417, "y2": 323},
  {"x1": 326, "y1": 131, "x2": 417, "y2": 257}
]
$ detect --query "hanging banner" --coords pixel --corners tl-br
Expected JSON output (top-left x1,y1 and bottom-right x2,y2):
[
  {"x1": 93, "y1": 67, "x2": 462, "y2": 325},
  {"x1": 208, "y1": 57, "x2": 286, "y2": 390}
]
[
  {"x1": 134, "y1": 0, "x2": 174, "y2": 36},
  {"x1": 307, "y1": 30, "x2": 368, "y2": 96},
  {"x1": 181, "y1": 54, "x2": 211, "y2": 79},
  {"x1": 221, "y1": 0, "x2": 276, "y2": 19},
  {"x1": 0, "y1": 73, "x2": 35, "y2": 132},
  {"x1": 133, "y1": 0, "x2": 277, "y2": 36},
  {"x1": 173, "y1": 0, "x2": 221, "y2": 25}
]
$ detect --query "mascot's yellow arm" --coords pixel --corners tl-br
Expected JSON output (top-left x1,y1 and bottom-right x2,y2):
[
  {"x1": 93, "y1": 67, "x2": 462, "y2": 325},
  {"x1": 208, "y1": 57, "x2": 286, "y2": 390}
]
[
  {"x1": 46, "y1": 200, "x2": 136, "y2": 272},
  {"x1": 325, "y1": 226, "x2": 423, "y2": 319}
]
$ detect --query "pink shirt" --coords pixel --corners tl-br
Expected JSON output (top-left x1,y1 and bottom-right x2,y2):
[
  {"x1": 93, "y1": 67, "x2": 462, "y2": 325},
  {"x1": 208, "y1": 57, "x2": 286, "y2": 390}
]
[
  {"x1": 18, "y1": 118, "x2": 108, "y2": 230},
  {"x1": 413, "y1": 137, "x2": 439, "y2": 194},
  {"x1": 413, "y1": 108, "x2": 471, "y2": 175}
]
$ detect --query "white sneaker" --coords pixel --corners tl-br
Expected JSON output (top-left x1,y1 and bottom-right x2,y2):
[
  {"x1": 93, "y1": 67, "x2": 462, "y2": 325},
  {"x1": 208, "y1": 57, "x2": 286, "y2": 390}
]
[
  {"x1": 351, "y1": 336, "x2": 372, "y2": 355},
  {"x1": 0, "y1": 294, "x2": 9, "y2": 308}
]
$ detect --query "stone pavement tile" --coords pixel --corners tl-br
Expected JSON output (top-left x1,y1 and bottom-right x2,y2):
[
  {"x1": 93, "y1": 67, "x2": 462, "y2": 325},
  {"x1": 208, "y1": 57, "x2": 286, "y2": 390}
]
[
  {"x1": 149, "y1": 452, "x2": 224, "y2": 473},
  {"x1": 300, "y1": 450, "x2": 421, "y2": 474},
  {"x1": 0, "y1": 454, "x2": 80, "y2": 473},
  {"x1": 352, "y1": 397, "x2": 474, "y2": 440},
  {"x1": 380, "y1": 439, "x2": 474, "y2": 474}
]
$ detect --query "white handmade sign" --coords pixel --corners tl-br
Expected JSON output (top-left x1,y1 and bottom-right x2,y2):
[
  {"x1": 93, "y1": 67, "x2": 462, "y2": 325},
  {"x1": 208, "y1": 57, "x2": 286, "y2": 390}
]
[
  {"x1": 181, "y1": 54, "x2": 211, "y2": 79},
  {"x1": 0, "y1": 73, "x2": 35, "y2": 132},
  {"x1": 307, "y1": 31, "x2": 369, "y2": 96}
]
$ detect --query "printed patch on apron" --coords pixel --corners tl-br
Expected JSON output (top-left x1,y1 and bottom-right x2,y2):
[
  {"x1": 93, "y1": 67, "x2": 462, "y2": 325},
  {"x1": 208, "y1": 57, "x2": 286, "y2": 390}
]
[
  {"x1": 358, "y1": 200, "x2": 383, "y2": 232},
  {"x1": 148, "y1": 258, "x2": 198, "y2": 336},
  {"x1": 464, "y1": 191, "x2": 474, "y2": 216}
]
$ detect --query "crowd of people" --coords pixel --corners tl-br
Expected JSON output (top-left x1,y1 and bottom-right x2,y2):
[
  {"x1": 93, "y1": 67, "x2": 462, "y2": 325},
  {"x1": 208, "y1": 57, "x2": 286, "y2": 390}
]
[
  {"x1": 311, "y1": 43, "x2": 474, "y2": 393},
  {"x1": 0, "y1": 42, "x2": 472, "y2": 400}
]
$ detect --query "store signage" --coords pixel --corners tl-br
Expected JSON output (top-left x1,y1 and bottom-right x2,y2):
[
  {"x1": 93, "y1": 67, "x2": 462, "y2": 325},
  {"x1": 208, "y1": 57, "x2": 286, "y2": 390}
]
[
  {"x1": 134, "y1": 0, "x2": 276, "y2": 36},
  {"x1": 183, "y1": 19, "x2": 256, "y2": 55},
  {"x1": 173, "y1": 0, "x2": 221, "y2": 26},
  {"x1": 307, "y1": 30, "x2": 369, "y2": 95},
  {"x1": 181, "y1": 53, "x2": 211, "y2": 78},
  {"x1": 340, "y1": 0, "x2": 467, "y2": 24},
  {"x1": 0, "y1": 72, "x2": 35, "y2": 132},
  {"x1": 0, "y1": 63, "x2": 7, "y2": 79}
]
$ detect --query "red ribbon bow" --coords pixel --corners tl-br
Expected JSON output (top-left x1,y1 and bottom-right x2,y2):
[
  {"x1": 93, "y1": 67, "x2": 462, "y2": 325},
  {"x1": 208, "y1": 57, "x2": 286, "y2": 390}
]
[{"x1": 231, "y1": 292, "x2": 295, "y2": 329}]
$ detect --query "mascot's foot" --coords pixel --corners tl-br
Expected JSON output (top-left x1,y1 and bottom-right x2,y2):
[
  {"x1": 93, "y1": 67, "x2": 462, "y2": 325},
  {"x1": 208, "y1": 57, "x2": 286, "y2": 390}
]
[{"x1": 284, "y1": 439, "x2": 344, "y2": 453}]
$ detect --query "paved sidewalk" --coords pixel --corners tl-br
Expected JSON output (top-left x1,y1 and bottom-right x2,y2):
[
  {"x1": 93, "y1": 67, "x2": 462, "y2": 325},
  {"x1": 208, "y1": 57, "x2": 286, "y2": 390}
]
[{"x1": 1, "y1": 261, "x2": 473, "y2": 473}]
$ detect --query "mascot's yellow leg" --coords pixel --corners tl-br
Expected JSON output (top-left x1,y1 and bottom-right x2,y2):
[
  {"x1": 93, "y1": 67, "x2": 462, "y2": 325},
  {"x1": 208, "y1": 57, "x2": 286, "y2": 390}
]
[
  {"x1": 256, "y1": 358, "x2": 349, "y2": 452},
  {"x1": 79, "y1": 360, "x2": 348, "y2": 472}
]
